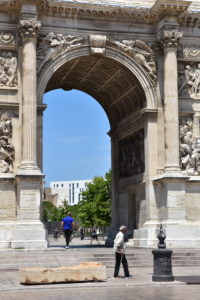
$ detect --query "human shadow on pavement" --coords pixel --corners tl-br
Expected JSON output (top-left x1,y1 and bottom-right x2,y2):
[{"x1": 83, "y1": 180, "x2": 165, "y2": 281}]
[
  {"x1": 175, "y1": 276, "x2": 200, "y2": 284},
  {"x1": 48, "y1": 244, "x2": 106, "y2": 248}
]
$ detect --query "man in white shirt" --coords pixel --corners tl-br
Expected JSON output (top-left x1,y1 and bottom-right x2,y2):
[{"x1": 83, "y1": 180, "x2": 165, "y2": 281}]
[{"x1": 113, "y1": 225, "x2": 130, "y2": 278}]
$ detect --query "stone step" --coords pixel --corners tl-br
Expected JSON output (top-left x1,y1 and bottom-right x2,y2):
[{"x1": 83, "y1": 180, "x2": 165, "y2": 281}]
[{"x1": 1, "y1": 248, "x2": 200, "y2": 270}]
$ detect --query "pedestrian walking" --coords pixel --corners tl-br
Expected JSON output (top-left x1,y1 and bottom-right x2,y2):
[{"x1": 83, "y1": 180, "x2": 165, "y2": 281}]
[
  {"x1": 61, "y1": 212, "x2": 75, "y2": 249},
  {"x1": 80, "y1": 228, "x2": 85, "y2": 240},
  {"x1": 113, "y1": 225, "x2": 130, "y2": 278},
  {"x1": 90, "y1": 226, "x2": 99, "y2": 244},
  {"x1": 53, "y1": 228, "x2": 59, "y2": 240}
]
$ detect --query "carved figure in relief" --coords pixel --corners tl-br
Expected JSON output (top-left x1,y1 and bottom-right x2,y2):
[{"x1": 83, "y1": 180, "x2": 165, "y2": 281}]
[
  {"x1": 0, "y1": 52, "x2": 17, "y2": 88},
  {"x1": 179, "y1": 65, "x2": 195, "y2": 95},
  {"x1": 180, "y1": 120, "x2": 193, "y2": 172},
  {"x1": 108, "y1": 39, "x2": 157, "y2": 82},
  {"x1": 179, "y1": 64, "x2": 200, "y2": 99},
  {"x1": 192, "y1": 63, "x2": 200, "y2": 96},
  {"x1": 179, "y1": 118, "x2": 200, "y2": 175},
  {"x1": 189, "y1": 138, "x2": 200, "y2": 175},
  {"x1": 119, "y1": 131, "x2": 145, "y2": 178},
  {"x1": 37, "y1": 32, "x2": 86, "y2": 70},
  {"x1": 0, "y1": 112, "x2": 14, "y2": 173}
]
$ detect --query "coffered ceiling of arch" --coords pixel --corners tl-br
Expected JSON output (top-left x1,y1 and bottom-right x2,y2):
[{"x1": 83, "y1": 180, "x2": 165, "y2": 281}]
[{"x1": 45, "y1": 55, "x2": 146, "y2": 127}]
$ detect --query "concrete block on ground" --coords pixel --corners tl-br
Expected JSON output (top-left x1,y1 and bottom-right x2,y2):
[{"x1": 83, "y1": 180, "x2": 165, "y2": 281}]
[{"x1": 19, "y1": 262, "x2": 107, "y2": 284}]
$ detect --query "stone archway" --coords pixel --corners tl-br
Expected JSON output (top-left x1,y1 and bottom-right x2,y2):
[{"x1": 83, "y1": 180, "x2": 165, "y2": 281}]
[
  {"x1": 37, "y1": 40, "x2": 158, "y2": 243},
  {"x1": 2, "y1": 0, "x2": 200, "y2": 249}
]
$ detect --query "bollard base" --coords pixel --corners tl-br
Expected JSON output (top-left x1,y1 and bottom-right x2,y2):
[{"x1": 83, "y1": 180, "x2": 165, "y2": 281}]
[
  {"x1": 152, "y1": 248, "x2": 174, "y2": 282},
  {"x1": 152, "y1": 274, "x2": 174, "y2": 282}
]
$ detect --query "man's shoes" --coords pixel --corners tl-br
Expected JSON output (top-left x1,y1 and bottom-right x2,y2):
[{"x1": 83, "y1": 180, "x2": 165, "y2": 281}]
[
  {"x1": 65, "y1": 246, "x2": 69, "y2": 249},
  {"x1": 125, "y1": 275, "x2": 133, "y2": 278}
]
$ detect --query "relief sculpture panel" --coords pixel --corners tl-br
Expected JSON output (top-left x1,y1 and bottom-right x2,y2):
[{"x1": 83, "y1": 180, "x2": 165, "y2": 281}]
[
  {"x1": 119, "y1": 130, "x2": 145, "y2": 178},
  {"x1": 0, "y1": 51, "x2": 17, "y2": 88},
  {"x1": 37, "y1": 32, "x2": 86, "y2": 71},
  {"x1": 108, "y1": 39, "x2": 157, "y2": 84},
  {"x1": 180, "y1": 117, "x2": 200, "y2": 175},
  {"x1": 0, "y1": 112, "x2": 14, "y2": 173},
  {"x1": 178, "y1": 63, "x2": 200, "y2": 99},
  {"x1": 0, "y1": 32, "x2": 15, "y2": 49}
]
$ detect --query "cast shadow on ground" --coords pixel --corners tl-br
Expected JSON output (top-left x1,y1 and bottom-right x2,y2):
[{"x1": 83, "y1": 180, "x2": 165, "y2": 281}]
[
  {"x1": 175, "y1": 276, "x2": 200, "y2": 284},
  {"x1": 48, "y1": 244, "x2": 106, "y2": 248}
]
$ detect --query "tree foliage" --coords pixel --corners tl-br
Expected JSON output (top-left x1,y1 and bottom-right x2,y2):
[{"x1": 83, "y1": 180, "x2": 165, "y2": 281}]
[
  {"x1": 42, "y1": 170, "x2": 112, "y2": 228},
  {"x1": 78, "y1": 170, "x2": 112, "y2": 227}
]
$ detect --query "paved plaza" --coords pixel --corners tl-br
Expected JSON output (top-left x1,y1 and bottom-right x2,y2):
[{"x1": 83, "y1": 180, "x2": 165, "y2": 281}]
[{"x1": 0, "y1": 237, "x2": 200, "y2": 300}]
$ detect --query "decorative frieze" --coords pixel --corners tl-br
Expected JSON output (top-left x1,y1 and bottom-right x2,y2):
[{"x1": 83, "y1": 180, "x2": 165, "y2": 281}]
[
  {"x1": 183, "y1": 46, "x2": 200, "y2": 60},
  {"x1": 119, "y1": 130, "x2": 144, "y2": 178},
  {"x1": 0, "y1": 51, "x2": 17, "y2": 88},
  {"x1": 0, "y1": 112, "x2": 14, "y2": 173},
  {"x1": 178, "y1": 63, "x2": 200, "y2": 99},
  {"x1": 108, "y1": 39, "x2": 157, "y2": 83},
  {"x1": 180, "y1": 117, "x2": 200, "y2": 176},
  {"x1": 0, "y1": 32, "x2": 15, "y2": 49}
]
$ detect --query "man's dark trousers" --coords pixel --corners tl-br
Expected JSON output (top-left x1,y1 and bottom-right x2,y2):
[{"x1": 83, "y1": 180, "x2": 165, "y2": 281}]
[
  {"x1": 64, "y1": 229, "x2": 72, "y2": 246},
  {"x1": 114, "y1": 252, "x2": 130, "y2": 277}
]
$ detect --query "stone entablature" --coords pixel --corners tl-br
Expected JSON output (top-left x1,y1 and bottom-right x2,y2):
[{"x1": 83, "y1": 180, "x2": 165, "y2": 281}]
[{"x1": 0, "y1": 0, "x2": 199, "y2": 26}]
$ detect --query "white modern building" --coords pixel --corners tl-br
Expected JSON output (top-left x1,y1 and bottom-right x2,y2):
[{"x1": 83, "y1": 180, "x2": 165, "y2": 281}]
[{"x1": 49, "y1": 180, "x2": 92, "y2": 206}]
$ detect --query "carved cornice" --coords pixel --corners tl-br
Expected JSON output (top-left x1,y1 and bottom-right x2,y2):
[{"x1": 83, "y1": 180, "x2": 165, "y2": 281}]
[
  {"x1": 1, "y1": 0, "x2": 200, "y2": 28},
  {"x1": 19, "y1": 20, "x2": 41, "y2": 40},
  {"x1": 152, "y1": 0, "x2": 192, "y2": 17},
  {"x1": 157, "y1": 31, "x2": 183, "y2": 51}
]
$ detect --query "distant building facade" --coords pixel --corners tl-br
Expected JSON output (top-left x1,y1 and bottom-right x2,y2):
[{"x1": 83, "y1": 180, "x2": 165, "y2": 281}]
[{"x1": 49, "y1": 180, "x2": 92, "y2": 206}]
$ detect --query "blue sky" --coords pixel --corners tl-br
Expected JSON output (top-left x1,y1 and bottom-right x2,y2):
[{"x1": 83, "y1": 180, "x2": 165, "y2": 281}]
[{"x1": 43, "y1": 89, "x2": 111, "y2": 186}]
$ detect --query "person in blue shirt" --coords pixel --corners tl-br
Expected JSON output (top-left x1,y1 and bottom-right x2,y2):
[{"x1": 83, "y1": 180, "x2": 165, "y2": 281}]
[{"x1": 61, "y1": 212, "x2": 75, "y2": 249}]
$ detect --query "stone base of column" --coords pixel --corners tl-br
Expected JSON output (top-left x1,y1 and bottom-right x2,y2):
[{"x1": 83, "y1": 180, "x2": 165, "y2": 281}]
[
  {"x1": 129, "y1": 220, "x2": 200, "y2": 248},
  {"x1": 16, "y1": 173, "x2": 44, "y2": 221},
  {"x1": 0, "y1": 221, "x2": 48, "y2": 249},
  {"x1": 17, "y1": 162, "x2": 42, "y2": 176},
  {"x1": 0, "y1": 174, "x2": 16, "y2": 221}
]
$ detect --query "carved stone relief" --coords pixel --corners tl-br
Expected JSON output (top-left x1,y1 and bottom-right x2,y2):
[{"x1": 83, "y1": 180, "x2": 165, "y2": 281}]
[
  {"x1": 178, "y1": 63, "x2": 200, "y2": 99},
  {"x1": 159, "y1": 257, "x2": 172, "y2": 273},
  {"x1": 180, "y1": 117, "x2": 200, "y2": 176},
  {"x1": 119, "y1": 130, "x2": 145, "y2": 178},
  {"x1": 0, "y1": 51, "x2": 17, "y2": 88},
  {"x1": 37, "y1": 32, "x2": 87, "y2": 71},
  {"x1": 183, "y1": 46, "x2": 200, "y2": 60},
  {"x1": 108, "y1": 39, "x2": 157, "y2": 84},
  {"x1": 19, "y1": 20, "x2": 41, "y2": 40},
  {"x1": 0, "y1": 112, "x2": 14, "y2": 173},
  {"x1": 0, "y1": 32, "x2": 15, "y2": 48}
]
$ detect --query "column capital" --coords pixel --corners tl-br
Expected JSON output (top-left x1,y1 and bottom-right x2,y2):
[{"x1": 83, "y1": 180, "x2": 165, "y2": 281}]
[
  {"x1": 157, "y1": 31, "x2": 183, "y2": 51},
  {"x1": 19, "y1": 20, "x2": 41, "y2": 41}
]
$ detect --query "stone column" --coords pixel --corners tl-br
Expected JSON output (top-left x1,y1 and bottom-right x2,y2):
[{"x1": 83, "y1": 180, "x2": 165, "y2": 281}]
[
  {"x1": 18, "y1": 20, "x2": 41, "y2": 174},
  {"x1": 159, "y1": 31, "x2": 183, "y2": 173}
]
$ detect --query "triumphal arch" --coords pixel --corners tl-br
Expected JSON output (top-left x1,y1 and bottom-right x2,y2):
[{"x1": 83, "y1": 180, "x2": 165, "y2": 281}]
[{"x1": 1, "y1": 0, "x2": 200, "y2": 248}]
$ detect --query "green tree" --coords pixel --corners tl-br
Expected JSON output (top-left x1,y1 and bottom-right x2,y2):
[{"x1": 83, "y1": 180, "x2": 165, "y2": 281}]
[{"x1": 78, "y1": 170, "x2": 112, "y2": 227}]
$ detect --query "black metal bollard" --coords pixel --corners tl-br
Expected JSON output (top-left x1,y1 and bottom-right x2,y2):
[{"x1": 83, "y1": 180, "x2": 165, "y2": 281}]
[{"x1": 152, "y1": 224, "x2": 174, "y2": 282}]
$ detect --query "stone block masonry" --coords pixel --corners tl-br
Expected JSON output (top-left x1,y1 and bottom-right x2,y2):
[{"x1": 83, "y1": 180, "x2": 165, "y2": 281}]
[{"x1": 19, "y1": 262, "x2": 107, "y2": 284}]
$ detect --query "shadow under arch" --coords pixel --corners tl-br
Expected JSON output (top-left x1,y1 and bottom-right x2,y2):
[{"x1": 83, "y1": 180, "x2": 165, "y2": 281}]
[{"x1": 37, "y1": 46, "x2": 158, "y2": 128}]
